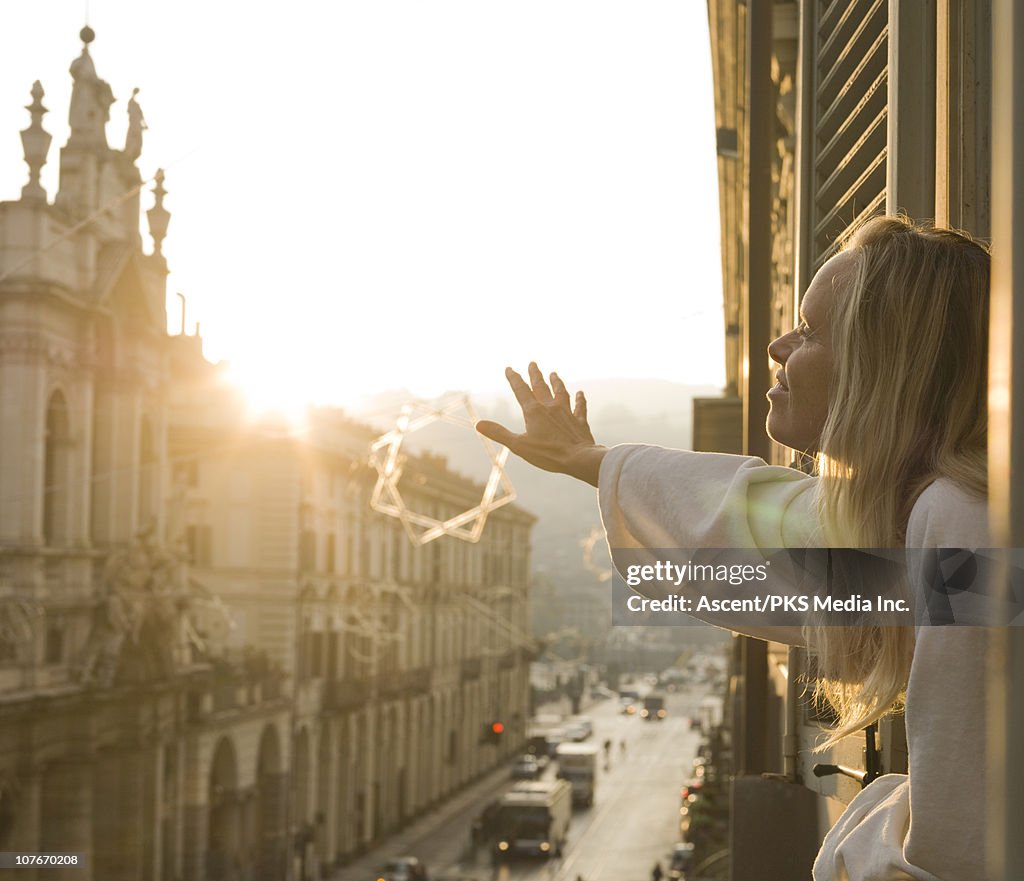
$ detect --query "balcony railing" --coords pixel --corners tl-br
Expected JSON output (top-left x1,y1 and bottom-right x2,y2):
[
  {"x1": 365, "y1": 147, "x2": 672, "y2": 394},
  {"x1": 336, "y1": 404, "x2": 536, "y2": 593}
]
[
  {"x1": 187, "y1": 664, "x2": 286, "y2": 719},
  {"x1": 460, "y1": 657, "x2": 482, "y2": 681},
  {"x1": 324, "y1": 678, "x2": 369, "y2": 712}
]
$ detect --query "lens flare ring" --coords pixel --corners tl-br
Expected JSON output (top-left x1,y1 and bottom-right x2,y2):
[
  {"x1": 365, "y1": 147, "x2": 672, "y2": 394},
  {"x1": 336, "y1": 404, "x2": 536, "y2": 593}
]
[{"x1": 368, "y1": 395, "x2": 516, "y2": 545}]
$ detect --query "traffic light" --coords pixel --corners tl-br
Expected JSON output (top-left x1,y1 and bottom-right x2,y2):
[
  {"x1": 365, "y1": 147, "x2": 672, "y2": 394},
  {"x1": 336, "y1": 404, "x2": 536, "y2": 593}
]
[{"x1": 481, "y1": 721, "x2": 505, "y2": 744}]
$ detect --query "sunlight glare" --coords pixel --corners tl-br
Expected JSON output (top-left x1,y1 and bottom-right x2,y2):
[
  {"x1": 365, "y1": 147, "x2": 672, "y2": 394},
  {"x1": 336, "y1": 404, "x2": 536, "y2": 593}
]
[{"x1": 224, "y1": 359, "x2": 311, "y2": 427}]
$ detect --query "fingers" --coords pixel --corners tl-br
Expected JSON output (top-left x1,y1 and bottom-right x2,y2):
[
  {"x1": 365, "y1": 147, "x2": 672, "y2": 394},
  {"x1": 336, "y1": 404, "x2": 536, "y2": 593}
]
[
  {"x1": 505, "y1": 367, "x2": 536, "y2": 411},
  {"x1": 475, "y1": 419, "x2": 519, "y2": 450},
  {"x1": 573, "y1": 390, "x2": 588, "y2": 425},
  {"x1": 550, "y1": 372, "x2": 571, "y2": 407},
  {"x1": 528, "y1": 362, "x2": 553, "y2": 402}
]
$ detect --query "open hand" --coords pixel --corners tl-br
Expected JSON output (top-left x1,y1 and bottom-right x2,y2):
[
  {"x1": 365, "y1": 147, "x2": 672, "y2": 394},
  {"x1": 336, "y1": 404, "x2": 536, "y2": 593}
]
[{"x1": 475, "y1": 362, "x2": 607, "y2": 487}]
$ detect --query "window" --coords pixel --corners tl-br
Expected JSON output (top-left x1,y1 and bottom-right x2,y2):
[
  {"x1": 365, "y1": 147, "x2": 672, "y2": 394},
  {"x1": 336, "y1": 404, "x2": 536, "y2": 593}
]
[
  {"x1": 326, "y1": 533, "x2": 336, "y2": 574},
  {"x1": 430, "y1": 542, "x2": 441, "y2": 586},
  {"x1": 310, "y1": 630, "x2": 324, "y2": 678},
  {"x1": 300, "y1": 530, "x2": 317, "y2": 572},
  {"x1": 0, "y1": 639, "x2": 17, "y2": 666},
  {"x1": 45, "y1": 623, "x2": 64, "y2": 665},
  {"x1": 186, "y1": 525, "x2": 213, "y2": 566},
  {"x1": 390, "y1": 527, "x2": 402, "y2": 582},
  {"x1": 43, "y1": 392, "x2": 71, "y2": 546},
  {"x1": 137, "y1": 417, "x2": 158, "y2": 527}
]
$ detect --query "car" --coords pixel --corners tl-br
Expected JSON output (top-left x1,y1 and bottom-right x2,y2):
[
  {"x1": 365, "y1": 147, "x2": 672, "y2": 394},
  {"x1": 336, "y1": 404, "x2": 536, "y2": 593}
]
[
  {"x1": 563, "y1": 723, "x2": 589, "y2": 742},
  {"x1": 567, "y1": 716, "x2": 594, "y2": 739},
  {"x1": 589, "y1": 685, "x2": 615, "y2": 700},
  {"x1": 668, "y1": 841, "x2": 695, "y2": 880},
  {"x1": 620, "y1": 697, "x2": 638, "y2": 715},
  {"x1": 511, "y1": 755, "x2": 541, "y2": 780},
  {"x1": 376, "y1": 857, "x2": 429, "y2": 881},
  {"x1": 544, "y1": 730, "x2": 568, "y2": 757}
]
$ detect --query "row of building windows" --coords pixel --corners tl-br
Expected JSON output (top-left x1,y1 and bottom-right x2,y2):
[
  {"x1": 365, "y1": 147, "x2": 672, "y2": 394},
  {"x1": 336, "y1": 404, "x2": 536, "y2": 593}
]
[
  {"x1": 41, "y1": 390, "x2": 160, "y2": 547},
  {"x1": 295, "y1": 594, "x2": 526, "y2": 683},
  {"x1": 185, "y1": 518, "x2": 528, "y2": 589}
]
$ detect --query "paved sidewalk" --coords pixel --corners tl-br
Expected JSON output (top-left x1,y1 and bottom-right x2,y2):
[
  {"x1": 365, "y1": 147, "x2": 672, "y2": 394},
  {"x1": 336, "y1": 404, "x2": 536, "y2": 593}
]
[{"x1": 327, "y1": 764, "x2": 513, "y2": 881}]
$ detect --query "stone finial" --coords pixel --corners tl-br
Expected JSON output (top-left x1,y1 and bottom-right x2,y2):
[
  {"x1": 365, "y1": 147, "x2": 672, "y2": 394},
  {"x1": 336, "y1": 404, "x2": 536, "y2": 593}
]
[
  {"x1": 20, "y1": 81, "x2": 52, "y2": 202},
  {"x1": 124, "y1": 87, "x2": 147, "y2": 162},
  {"x1": 147, "y1": 169, "x2": 170, "y2": 256}
]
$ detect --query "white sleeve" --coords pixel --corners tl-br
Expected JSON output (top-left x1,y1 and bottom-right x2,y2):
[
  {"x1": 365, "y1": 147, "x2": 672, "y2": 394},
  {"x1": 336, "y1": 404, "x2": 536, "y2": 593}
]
[
  {"x1": 816, "y1": 481, "x2": 991, "y2": 881},
  {"x1": 597, "y1": 443, "x2": 821, "y2": 645},
  {"x1": 901, "y1": 482, "x2": 989, "y2": 880}
]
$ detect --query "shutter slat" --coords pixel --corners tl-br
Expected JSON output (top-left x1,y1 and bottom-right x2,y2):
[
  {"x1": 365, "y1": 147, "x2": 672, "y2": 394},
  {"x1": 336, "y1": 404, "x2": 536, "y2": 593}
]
[
  {"x1": 811, "y1": 0, "x2": 888, "y2": 268},
  {"x1": 817, "y1": 0, "x2": 887, "y2": 111},
  {"x1": 812, "y1": 190, "x2": 887, "y2": 273},
  {"x1": 818, "y1": 0, "x2": 883, "y2": 71},
  {"x1": 814, "y1": 152, "x2": 887, "y2": 244},
  {"x1": 815, "y1": 97, "x2": 887, "y2": 186},
  {"x1": 815, "y1": 35, "x2": 887, "y2": 146},
  {"x1": 817, "y1": 0, "x2": 848, "y2": 41}
]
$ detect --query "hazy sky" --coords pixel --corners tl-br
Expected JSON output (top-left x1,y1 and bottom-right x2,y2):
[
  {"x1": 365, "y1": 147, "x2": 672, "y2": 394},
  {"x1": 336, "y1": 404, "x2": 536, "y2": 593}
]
[{"x1": 0, "y1": 1, "x2": 725, "y2": 411}]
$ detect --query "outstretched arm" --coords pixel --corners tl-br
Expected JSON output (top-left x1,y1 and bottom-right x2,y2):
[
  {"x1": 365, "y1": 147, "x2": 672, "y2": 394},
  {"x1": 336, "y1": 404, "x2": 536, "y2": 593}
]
[{"x1": 475, "y1": 362, "x2": 608, "y2": 487}]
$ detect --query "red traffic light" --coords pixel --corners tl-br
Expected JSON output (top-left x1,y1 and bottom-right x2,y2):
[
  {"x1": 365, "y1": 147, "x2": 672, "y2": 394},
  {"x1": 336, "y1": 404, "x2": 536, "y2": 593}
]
[{"x1": 491, "y1": 722, "x2": 505, "y2": 734}]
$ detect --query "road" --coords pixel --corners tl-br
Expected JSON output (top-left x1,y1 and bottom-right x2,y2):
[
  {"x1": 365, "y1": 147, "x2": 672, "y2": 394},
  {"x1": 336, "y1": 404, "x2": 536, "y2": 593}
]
[{"x1": 335, "y1": 687, "x2": 710, "y2": 881}]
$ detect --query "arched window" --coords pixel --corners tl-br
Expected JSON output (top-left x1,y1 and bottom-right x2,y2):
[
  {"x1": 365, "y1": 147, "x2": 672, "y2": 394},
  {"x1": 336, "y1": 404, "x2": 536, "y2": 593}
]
[
  {"x1": 137, "y1": 417, "x2": 157, "y2": 527},
  {"x1": 43, "y1": 392, "x2": 70, "y2": 545}
]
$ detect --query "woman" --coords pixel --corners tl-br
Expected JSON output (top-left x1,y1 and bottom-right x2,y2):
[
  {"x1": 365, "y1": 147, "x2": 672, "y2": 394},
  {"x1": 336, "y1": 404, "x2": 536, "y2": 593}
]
[{"x1": 476, "y1": 216, "x2": 991, "y2": 881}]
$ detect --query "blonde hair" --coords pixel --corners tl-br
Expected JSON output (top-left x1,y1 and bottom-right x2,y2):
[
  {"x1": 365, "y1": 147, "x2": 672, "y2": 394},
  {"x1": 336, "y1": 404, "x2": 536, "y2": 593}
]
[{"x1": 807, "y1": 215, "x2": 990, "y2": 745}]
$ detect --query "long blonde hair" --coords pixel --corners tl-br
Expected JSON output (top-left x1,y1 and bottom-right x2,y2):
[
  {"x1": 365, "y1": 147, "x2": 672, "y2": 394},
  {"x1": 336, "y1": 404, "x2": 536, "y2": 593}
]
[{"x1": 807, "y1": 215, "x2": 990, "y2": 744}]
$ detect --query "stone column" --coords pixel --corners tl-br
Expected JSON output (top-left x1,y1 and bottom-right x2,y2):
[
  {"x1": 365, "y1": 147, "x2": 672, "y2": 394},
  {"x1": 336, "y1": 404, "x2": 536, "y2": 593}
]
[
  {"x1": 316, "y1": 726, "x2": 335, "y2": 867},
  {"x1": 181, "y1": 802, "x2": 209, "y2": 881},
  {"x1": 12, "y1": 763, "x2": 43, "y2": 881},
  {"x1": 255, "y1": 773, "x2": 287, "y2": 881},
  {"x1": 39, "y1": 759, "x2": 93, "y2": 881},
  {"x1": 92, "y1": 748, "x2": 145, "y2": 881}
]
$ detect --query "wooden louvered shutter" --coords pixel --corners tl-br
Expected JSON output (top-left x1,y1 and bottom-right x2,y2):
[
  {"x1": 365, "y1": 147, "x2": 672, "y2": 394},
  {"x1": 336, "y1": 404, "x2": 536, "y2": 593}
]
[{"x1": 809, "y1": 0, "x2": 889, "y2": 272}]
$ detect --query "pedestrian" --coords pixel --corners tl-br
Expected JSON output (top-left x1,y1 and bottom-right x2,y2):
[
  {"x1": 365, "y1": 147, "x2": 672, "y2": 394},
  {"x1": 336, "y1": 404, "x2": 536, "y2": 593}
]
[
  {"x1": 619, "y1": 738, "x2": 626, "y2": 756},
  {"x1": 476, "y1": 216, "x2": 992, "y2": 881},
  {"x1": 651, "y1": 861, "x2": 663, "y2": 881}
]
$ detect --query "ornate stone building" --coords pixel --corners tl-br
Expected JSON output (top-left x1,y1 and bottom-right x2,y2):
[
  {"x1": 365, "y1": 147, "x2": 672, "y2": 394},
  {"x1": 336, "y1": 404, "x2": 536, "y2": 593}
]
[{"x1": 0, "y1": 29, "x2": 534, "y2": 881}]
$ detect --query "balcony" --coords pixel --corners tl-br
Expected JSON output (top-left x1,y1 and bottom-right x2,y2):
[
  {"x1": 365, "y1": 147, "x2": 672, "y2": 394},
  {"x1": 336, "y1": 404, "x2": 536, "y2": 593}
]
[
  {"x1": 460, "y1": 657, "x2": 482, "y2": 682},
  {"x1": 378, "y1": 667, "x2": 431, "y2": 699},
  {"x1": 498, "y1": 649, "x2": 520, "y2": 670},
  {"x1": 186, "y1": 655, "x2": 286, "y2": 720},
  {"x1": 324, "y1": 678, "x2": 370, "y2": 712}
]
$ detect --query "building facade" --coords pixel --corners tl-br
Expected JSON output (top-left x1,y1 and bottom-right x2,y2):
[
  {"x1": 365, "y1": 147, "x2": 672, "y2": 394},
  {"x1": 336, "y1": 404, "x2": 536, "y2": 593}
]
[{"x1": 0, "y1": 29, "x2": 534, "y2": 881}]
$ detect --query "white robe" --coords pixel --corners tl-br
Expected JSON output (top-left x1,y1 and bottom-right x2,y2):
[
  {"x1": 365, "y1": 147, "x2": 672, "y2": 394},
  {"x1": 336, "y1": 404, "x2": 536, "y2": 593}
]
[{"x1": 597, "y1": 444, "x2": 989, "y2": 881}]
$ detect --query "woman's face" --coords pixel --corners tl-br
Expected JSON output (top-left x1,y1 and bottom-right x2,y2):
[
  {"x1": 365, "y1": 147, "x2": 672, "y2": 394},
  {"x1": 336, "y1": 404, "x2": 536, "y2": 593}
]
[{"x1": 766, "y1": 252, "x2": 853, "y2": 451}]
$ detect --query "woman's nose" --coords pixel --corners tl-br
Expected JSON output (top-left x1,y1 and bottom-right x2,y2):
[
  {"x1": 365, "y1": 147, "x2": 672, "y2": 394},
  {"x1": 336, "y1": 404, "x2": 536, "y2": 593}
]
[{"x1": 768, "y1": 330, "x2": 796, "y2": 365}]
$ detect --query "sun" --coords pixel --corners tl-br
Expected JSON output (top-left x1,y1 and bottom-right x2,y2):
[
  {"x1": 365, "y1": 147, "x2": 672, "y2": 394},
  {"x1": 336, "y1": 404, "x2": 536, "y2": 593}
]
[{"x1": 223, "y1": 358, "x2": 311, "y2": 427}]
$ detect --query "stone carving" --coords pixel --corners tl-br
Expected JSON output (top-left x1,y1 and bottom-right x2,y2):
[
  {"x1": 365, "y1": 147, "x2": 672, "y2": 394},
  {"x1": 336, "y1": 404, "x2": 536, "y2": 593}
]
[
  {"x1": 77, "y1": 522, "x2": 230, "y2": 687},
  {"x1": 67, "y1": 27, "x2": 114, "y2": 149},
  {"x1": 0, "y1": 595, "x2": 43, "y2": 659},
  {"x1": 124, "y1": 88, "x2": 146, "y2": 161}
]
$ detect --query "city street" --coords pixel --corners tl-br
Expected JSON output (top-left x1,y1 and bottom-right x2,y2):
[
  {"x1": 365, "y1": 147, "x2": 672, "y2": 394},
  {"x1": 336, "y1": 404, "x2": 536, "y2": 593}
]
[{"x1": 335, "y1": 688, "x2": 709, "y2": 881}]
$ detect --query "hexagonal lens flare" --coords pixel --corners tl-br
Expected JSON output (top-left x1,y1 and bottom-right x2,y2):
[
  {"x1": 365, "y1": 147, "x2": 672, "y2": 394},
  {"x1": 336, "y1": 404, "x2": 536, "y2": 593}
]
[{"x1": 368, "y1": 395, "x2": 516, "y2": 545}]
